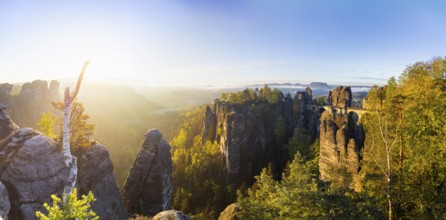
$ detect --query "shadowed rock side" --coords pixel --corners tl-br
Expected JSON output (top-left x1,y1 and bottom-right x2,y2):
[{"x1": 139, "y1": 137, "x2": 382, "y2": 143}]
[
  {"x1": 0, "y1": 106, "x2": 127, "y2": 219},
  {"x1": 202, "y1": 105, "x2": 217, "y2": 145},
  {"x1": 75, "y1": 143, "x2": 128, "y2": 219},
  {"x1": 0, "y1": 104, "x2": 19, "y2": 140},
  {"x1": 0, "y1": 181, "x2": 10, "y2": 220},
  {"x1": 319, "y1": 111, "x2": 364, "y2": 184},
  {"x1": 122, "y1": 129, "x2": 173, "y2": 217},
  {"x1": 152, "y1": 210, "x2": 191, "y2": 220}
]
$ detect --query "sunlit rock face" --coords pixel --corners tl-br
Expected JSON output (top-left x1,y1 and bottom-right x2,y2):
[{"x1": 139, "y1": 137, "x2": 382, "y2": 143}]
[
  {"x1": 319, "y1": 111, "x2": 364, "y2": 184},
  {"x1": 152, "y1": 210, "x2": 191, "y2": 220},
  {"x1": 122, "y1": 129, "x2": 173, "y2": 217},
  {"x1": 0, "y1": 106, "x2": 127, "y2": 219},
  {"x1": 218, "y1": 203, "x2": 239, "y2": 220},
  {"x1": 327, "y1": 86, "x2": 352, "y2": 108}
]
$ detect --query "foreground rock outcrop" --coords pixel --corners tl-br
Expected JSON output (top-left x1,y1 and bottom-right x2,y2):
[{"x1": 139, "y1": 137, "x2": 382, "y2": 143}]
[
  {"x1": 0, "y1": 181, "x2": 10, "y2": 220},
  {"x1": 122, "y1": 129, "x2": 173, "y2": 217},
  {"x1": 0, "y1": 106, "x2": 126, "y2": 219},
  {"x1": 1, "y1": 131, "x2": 70, "y2": 219}
]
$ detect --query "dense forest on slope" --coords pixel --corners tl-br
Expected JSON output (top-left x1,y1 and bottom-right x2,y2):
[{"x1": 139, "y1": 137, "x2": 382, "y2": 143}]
[
  {"x1": 233, "y1": 57, "x2": 446, "y2": 219},
  {"x1": 168, "y1": 57, "x2": 446, "y2": 219}
]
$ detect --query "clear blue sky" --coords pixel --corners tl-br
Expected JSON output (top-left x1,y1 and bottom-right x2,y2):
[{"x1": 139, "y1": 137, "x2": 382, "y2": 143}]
[{"x1": 1, "y1": 0, "x2": 445, "y2": 86}]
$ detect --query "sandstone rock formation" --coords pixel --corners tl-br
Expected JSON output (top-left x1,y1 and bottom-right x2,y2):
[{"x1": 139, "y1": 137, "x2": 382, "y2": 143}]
[
  {"x1": 3, "y1": 80, "x2": 61, "y2": 128},
  {"x1": 327, "y1": 86, "x2": 352, "y2": 108},
  {"x1": 319, "y1": 111, "x2": 364, "y2": 184},
  {"x1": 152, "y1": 210, "x2": 191, "y2": 220},
  {"x1": 218, "y1": 203, "x2": 239, "y2": 220},
  {"x1": 0, "y1": 181, "x2": 10, "y2": 220},
  {"x1": 1, "y1": 132, "x2": 70, "y2": 219},
  {"x1": 0, "y1": 105, "x2": 127, "y2": 219},
  {"x1": 201, "y1": 88, "x2": 315, "y2": 186},
  {"x1": 122, "y1": 129, "x2": 173, "y2": 217},
  {"x1": 74, "y1": 143, "x2": 128, "y2": 219}
]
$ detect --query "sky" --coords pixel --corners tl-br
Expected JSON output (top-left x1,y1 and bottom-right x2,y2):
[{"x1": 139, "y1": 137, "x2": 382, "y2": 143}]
[{"x1": 1, "y1": 0, "x2": 446, "y2": 87}]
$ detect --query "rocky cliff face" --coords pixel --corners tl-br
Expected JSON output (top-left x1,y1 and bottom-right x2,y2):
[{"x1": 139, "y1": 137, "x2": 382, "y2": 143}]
[
  {"x1": 319, "y1": 111, "x2": 364, "y2": 184},
  {"x1": 0, "y1": 106, "x2": 126, "y2": 219},
  {"x1": 327, "y1": 86, "x2": 352, "y2": 108},
  {"x1": 201, "y1": 88, "x2": 315, "y2": 185},
  {"x1": 74, "y1": 144, "x2": 128, "y2": 219},
  {"x1": 122, "y1": 129, "x2": 173, "y2": 217}
]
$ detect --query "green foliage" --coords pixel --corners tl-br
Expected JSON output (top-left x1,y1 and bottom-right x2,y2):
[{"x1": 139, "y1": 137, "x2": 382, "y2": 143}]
[
  {"x1": 273, "y1": 117, "x2": 287, "y2": 146},
  {"x1": 36, "y1": 188, "x2": 98, "y2": 220},
  {"x1": 53, "y1": 101, "x2": 95, "y2": 149},
  {"x1": 360, "y1": 57, "x2": 446, "y2": 219},
  {"x1": 219, "y1": 85, "x2": 285, "y2": 104},
  {"x1": 36, "y1": 111, "x2": 59, "y2": 139},
  {"x1": 285, "y1": 128, "x2": 312, "y2": 159},
  {"x1": 170, "y1": 107, "x2": 234, "y2": 219},
  {"x1": 237, "y1": 153, "x2": 382, "y2": 219}
]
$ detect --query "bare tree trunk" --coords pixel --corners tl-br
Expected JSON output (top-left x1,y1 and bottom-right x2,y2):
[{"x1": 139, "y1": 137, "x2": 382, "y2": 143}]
[{"x1": 62, "y1": 61, "x2": 89, "y2": 203}]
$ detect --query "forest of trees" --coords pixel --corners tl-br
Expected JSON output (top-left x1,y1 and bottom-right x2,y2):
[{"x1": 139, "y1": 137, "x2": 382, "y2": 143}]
[
  {"x1": 166, "y1": 57, "x2": 446, "y2": 219},
  {"x1": 234, "y1": 57, "x2": 446, "y2": 219}
]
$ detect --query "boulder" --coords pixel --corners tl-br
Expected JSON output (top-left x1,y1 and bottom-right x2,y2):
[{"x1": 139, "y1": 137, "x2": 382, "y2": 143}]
[
  {"x1": 122, "y1": 129, "x2": 173, "y2": 217},
  {"x1": 1, "y1": 134, "x2": 70, "y2": 219},
  {"x1": 152, "y1": 210, "x2": 191, "y2": 220}
]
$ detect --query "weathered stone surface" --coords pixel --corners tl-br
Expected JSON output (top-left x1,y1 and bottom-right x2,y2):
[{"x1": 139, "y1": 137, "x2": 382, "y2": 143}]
[
  {"x1": 1, "y1": 134, "x2": 70, "y2": 220},
  {"x1": 218, "y1": 203, "x2": 239, "y2": 220},
  {"x1": 319, "y1": 111, "x2": 364, "y2": 183},
  {"x1": 202, "y1": 105, "x2": 217, "y2": 144},
  {"x1": 75, "y1": 143, "x2": 128, "y2": 219},
  {"x1": 328, "y1": 86, "x2": 352, "y2": 108},
  {"x1": 122, "y1": 129, "x2": 173, "y2": 217},
  {"x1": 152, "y1": 210, "x2": 191, "y2": 220},
  {"x1": 0, "y1": 107, "x2": 126, "y2": 219},
  {"x1": 0, "y1": 181, "x2": 10, "y2": 220}
]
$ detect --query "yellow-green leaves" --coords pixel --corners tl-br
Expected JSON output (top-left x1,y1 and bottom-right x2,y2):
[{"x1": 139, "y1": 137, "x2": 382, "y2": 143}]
[{"x1": 36, "y1": 188, "x2": 99, "y2": 220}]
